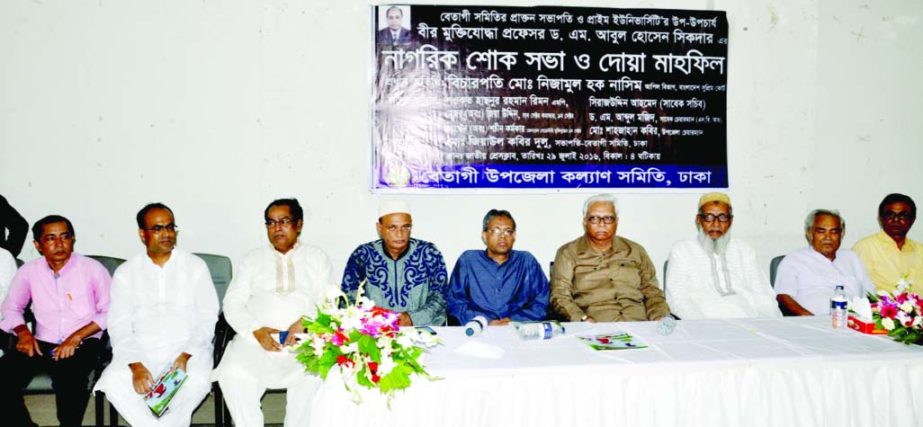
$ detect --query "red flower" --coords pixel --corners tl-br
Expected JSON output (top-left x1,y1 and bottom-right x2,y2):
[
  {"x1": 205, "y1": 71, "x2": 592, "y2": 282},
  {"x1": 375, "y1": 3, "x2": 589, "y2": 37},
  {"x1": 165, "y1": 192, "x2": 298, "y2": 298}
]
[
  {"x1": 371, "y1": 306, "x2": 393, "y2": 317},
  {"x1": 368, "y1": 361, "x2": 378, "y2": 373},
  {"x1": 371, "y1": 373, "x2": 380, "y2": 383},
  {"x1": 880, "y1": 304, "x2": 899, "y2": 319},
  {"x1": 336, "y1": 355, "x2": 354, "y2": 368}
]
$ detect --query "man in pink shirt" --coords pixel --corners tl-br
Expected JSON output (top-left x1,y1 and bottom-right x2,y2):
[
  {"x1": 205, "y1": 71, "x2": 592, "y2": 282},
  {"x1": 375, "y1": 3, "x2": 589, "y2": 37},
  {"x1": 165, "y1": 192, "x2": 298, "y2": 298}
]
[{"x1": 0, "y1": 215, "x2": 111, "y2": 427}]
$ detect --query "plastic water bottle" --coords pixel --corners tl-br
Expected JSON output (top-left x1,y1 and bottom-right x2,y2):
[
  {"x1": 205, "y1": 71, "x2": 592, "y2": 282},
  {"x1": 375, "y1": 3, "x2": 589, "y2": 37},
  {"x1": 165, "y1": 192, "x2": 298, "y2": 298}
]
[
  {"x1": 464, "y1": 316, "x2": 487, "y2": 337},
  {"x1": 513, "y1": 321, "x2": 565, "y2": 340},
  {"x1": 831, "y1": 285, "x2": 848, "y2": 329},
  {"x1": 657, "y1": 314, "x2": 677, "y2": 336}
]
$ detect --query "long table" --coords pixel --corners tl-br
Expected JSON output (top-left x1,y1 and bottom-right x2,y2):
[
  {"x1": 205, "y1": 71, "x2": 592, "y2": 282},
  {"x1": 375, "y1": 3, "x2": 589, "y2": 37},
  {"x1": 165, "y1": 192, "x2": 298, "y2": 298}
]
[{"x1": 307, "y1": 317, "x2": 923, "y2": 427}]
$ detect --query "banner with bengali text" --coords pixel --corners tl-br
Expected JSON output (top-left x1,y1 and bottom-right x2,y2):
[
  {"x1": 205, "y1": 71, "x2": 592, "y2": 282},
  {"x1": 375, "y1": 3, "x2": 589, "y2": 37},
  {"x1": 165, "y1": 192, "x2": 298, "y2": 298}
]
[{"x1": 372, "y1": 5, "x2": 728, "y2": 190}]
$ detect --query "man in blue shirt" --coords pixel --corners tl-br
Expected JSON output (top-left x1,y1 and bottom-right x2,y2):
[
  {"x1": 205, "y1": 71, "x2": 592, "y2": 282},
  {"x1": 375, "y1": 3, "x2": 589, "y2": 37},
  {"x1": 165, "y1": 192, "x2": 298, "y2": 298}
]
[
  {"x1": 341, "y1": 201, "x2": 448, "y2": 326},
  {"x1": 448, "y1": 209, "x2": 549, "y2": 325}
]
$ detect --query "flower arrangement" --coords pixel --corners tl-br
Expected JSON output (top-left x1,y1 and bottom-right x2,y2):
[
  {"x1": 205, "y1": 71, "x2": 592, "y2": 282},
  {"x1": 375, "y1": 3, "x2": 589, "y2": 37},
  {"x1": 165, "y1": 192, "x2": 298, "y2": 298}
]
[
  {"x1": 863, "y1": 280, "x2": 923, "y2": 345},
  {"x1": 295, "y1": 285, "x2": 441, "y2": 402}
]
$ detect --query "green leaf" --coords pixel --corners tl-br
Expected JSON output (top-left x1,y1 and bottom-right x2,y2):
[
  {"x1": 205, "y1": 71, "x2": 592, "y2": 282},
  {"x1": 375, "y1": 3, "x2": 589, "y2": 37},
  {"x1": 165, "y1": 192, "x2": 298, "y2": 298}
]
[
  {"x1": 357, "y1": 335, "x2": 381, "y2": 363},
  {"x1": 356, "y1": 366, "x2": 374, "y2": 388},
  {"x1": 378, "y1": 365, "x2": 412, "y2": 393}
]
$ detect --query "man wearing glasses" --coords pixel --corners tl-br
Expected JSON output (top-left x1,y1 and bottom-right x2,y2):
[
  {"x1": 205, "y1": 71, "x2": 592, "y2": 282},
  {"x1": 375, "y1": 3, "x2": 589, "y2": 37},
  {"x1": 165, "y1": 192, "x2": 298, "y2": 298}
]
[
  {"x1": 215, "y1": 198, "x2": 336, "y2": 427},
  {"x1": 664, "y1": 192, "x2": 780, "y2": 320},
  {"x1": 447, "y1": 209, "x2": 548, "y2": 326},
  {"x1": 341, "y1": 200, "x2": 448, "y2": 326},
  {"x1": 550, "y1": 194, "x2": 670, "y2": 322},
  {"x1": 854, "y1": 193, "x2": 922, "y2": 294},
  {"x1": 95, "y1": 203, "x2": 218, "y2": 426},
  {"x1": 0, "y1": 215, "x2": 111, "y2": 427}
]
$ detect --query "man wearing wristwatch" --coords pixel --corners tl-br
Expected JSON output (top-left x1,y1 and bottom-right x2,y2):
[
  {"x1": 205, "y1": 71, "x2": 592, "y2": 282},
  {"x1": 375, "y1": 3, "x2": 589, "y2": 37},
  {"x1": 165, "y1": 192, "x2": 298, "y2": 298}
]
[{"x1": 550, "y1": 194, "x2": 670, "y2": 322}]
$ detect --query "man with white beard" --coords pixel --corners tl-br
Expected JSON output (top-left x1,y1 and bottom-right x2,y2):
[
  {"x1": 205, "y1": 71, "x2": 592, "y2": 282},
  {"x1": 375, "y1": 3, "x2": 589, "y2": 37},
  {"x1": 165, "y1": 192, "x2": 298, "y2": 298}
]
[{"x1": 664, "y1": 193, "x2": 782, "y2": 319}]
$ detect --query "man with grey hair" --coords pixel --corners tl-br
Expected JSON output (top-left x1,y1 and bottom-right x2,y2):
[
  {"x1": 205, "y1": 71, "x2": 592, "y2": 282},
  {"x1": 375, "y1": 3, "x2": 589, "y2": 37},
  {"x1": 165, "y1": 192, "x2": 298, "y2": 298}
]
[
  {"x1": 775, "y1": 209, "x2": 874, "y2": 315},
  {"x1": 550, "y1": 194, "x2": 670, "y2": 322},
  {"x1": 665, "y1": 192, "x2": 781, "y2": 319}
]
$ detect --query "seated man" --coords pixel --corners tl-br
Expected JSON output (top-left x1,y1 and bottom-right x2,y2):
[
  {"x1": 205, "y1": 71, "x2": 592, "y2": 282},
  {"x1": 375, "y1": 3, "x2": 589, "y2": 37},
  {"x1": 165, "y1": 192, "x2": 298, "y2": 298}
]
[
  {"x1": 94, "y1": 203, "x2": 219, "y2": 425},
  {"x1": 665, "y1": 193, "x2": 781, "y2": 319},
  {"x1": 853, "y1": 193, "x2": 923, "y2": 294},
  {"x1": 0, "y1": 215, "x2": 111, "y2": 427},
  {"x1": 447, "y1": 209, "x2": 549, "y2": 325},
  {"x1": 775, "y1": 209, "x2": 874, "y2": 315},
  {"x1": 550, "y1": 194, "x2": 670, "y2": 322},
  {"x1": 342, "y1": 200, "x2": 447, "y2": 326},
  {"x1": 214, "y1": 198, "x2": 336, "y2": 427}
]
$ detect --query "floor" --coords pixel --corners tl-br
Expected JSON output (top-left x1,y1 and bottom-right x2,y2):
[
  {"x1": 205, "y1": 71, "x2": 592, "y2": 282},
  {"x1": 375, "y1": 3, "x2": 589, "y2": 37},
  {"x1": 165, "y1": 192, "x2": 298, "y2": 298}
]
[{"x1": 25, "y1": 392, "x2": 287, "y2": 426}]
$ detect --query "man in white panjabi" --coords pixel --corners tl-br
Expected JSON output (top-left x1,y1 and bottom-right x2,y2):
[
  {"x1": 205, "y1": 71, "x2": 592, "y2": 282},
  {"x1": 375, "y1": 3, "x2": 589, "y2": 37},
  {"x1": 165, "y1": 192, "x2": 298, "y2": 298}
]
[
  {"x1": 95, "y1": 203, "x2": 219, "y2": 426},
  {"x1": 214, "y1": 198, "x2": 336, "y2": 427},
  {"x1": 665, "y1": 192, "x2": 782, "y2": 319}
]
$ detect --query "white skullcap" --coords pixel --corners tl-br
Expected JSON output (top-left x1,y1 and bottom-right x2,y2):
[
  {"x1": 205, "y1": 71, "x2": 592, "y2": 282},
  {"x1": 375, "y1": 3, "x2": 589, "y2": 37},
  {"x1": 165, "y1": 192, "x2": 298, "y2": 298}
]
[{"x1": 378, "y1": 200, "x2": 411, "y2": 219}]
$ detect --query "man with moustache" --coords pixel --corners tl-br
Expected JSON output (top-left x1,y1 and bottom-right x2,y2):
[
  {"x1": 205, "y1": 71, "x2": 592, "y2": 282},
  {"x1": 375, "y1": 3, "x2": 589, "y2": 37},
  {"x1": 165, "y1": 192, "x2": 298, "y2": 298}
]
[
  {"x1": 0, "y1": 215, "x2": 111, "y2": 427},
  {"x1": 775, "y1": 209, "x2": 874, "y2": 316},
  {"x1": 341, "y1": 200, "x2": 448, "y2": 326},
  {"x1": 215, "y1": 198, "x2": 336, "y2": 427},
  {"x1": 853, "y1": 193, "x2": 923, "y2": 294},
  {"x1": 447, "y1": 209, "x2": 548, "y2": 325},
  {"x1": 664, "y1": 193, "x2": 781, "y2": 319},
  {"x1": 377, "y1": 6, "x2": 412, "y2": 46},
  {"x1": 94, "y1": 203, "x2": 219, "y2": 426},
  {"x1": 550, "y1": 194, "x2": 670, "y2": 322}
]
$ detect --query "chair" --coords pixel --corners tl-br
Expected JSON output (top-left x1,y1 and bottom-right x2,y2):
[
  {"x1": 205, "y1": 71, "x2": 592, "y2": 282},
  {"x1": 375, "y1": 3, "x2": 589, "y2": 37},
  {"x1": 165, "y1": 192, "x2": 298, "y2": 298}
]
[
  {"x1": 193, "y1": 253, "x2": 233, "y2": 427},
  {"x1": 87, "y1": 255, "x2": 126, "y2": 427},
  {"x1": 7, "y1": 255, "x2": 124, "y2": 427},
  {"x1": 769, "y1": 255, "x2": 785, "y2": 288}
]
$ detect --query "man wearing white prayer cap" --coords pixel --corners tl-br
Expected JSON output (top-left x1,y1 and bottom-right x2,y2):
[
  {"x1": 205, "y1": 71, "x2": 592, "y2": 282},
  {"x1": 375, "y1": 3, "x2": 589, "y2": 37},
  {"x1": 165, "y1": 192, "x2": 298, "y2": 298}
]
[
  {"x1": 214, "y1": 198, "x2": 337, "y2": 426},
  {"x1": 664, "y1": 192, "x2": 782, "y2": 319},
  {"x1": 341, "y1": 199, "x2": 448, "y2": 326}
]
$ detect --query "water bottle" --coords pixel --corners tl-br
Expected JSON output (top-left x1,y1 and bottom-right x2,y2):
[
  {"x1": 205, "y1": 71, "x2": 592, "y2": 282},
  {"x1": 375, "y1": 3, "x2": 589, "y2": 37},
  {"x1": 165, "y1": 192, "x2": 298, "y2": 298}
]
[
  {"x1": 831, "y1": 285, "x2": 848, "y2": 329},
  {"x1": 464, "y1": 316, "x2": 487, "y2": 337},
  {"x1": 513, "y1": 321, "x2": 565, "y2": 340}
]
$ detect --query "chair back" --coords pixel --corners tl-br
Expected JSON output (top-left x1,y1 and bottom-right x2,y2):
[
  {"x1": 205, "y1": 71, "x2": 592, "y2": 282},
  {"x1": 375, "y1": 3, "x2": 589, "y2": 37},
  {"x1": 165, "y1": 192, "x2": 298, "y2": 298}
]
[
  {"x1": 87, "y1": 255, "x2": 126, "y2": 277},
  {"x1": 769, "y1": 255, "x2": 785, "y2": 287},
  {"x1": 194, "y1": 253, "x2": 233, "y2": 307}
]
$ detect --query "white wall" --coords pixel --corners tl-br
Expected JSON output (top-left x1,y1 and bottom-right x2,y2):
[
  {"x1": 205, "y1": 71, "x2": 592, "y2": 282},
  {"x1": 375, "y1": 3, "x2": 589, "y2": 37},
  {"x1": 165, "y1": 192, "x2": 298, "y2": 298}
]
[{"x1": 1, "y1": 0, "x2": 921, "y2": 282}]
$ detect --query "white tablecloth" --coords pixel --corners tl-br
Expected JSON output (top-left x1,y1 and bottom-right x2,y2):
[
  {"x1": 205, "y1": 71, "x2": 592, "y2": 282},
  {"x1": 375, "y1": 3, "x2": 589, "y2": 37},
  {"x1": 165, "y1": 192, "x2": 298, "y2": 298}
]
[{"x1": 307, "y1": 317, "x2": 923, "y2": 427}]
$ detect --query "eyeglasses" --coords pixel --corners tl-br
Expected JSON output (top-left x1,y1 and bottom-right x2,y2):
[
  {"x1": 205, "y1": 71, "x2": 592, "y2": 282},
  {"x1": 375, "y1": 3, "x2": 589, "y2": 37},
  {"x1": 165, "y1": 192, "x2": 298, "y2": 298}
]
[
  {"x1": 385, "y1": 224, "x2": 412, "y2": 234},
  {"x1": 882, "y1": 212, "x2": 913, "y2": 222},
  {"x1": 486, "y1": 228, "x2": 515, "y2": 237},
  {"x1": 699, "y1": 213, "x2": 732, "y2": 223},
  {"x1": 586, "y1": 215, "x2": 616, "y2": 225},
  {"x1": 40, "y1": 233, "x2": 74, "y2": 243},
  {"x1": 265, "y1": 218, "x2": 295, "y2": 228},
  {"x1": 145, "y1": 224, "x2": 178, "y2": 233}
]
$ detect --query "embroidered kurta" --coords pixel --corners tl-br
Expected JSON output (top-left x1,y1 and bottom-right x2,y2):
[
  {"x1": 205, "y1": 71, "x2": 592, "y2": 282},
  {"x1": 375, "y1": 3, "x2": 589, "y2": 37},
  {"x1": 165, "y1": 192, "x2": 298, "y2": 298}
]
[{"x1": 341, "y1": 238, "x2": 448, "y2": 326}]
